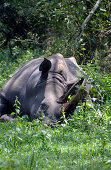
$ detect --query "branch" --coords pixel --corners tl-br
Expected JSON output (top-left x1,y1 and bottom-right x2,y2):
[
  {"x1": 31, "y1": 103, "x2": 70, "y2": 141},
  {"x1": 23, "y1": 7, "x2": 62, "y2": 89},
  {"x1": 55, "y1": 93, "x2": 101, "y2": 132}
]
[{"x1": 76, "y1": 0, "x2": 102, "y2": 45}]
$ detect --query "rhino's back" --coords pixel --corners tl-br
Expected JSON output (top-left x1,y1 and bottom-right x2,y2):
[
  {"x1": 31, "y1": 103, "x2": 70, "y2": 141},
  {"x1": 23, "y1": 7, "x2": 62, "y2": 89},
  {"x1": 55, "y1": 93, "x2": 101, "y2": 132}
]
[{"x1": 1, "y1": 58, "x2": 43, "y2": 102}]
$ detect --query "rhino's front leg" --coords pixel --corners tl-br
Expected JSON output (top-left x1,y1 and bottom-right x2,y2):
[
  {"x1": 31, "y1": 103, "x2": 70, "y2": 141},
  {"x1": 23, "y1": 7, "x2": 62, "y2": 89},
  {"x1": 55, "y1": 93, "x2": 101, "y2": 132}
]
[{"x1": 0, "y1": 93, "x2": 14, "y2": 122}]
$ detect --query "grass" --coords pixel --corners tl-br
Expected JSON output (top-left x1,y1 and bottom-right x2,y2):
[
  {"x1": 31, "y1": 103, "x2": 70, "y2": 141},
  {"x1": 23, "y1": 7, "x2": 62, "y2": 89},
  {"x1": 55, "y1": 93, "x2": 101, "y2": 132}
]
[
  {"x1": 0, "y1": 48, "x2": 111, "y2": 169},
  {"x1": 0, "y1": 116, "x2": 111, "y2": 169}
]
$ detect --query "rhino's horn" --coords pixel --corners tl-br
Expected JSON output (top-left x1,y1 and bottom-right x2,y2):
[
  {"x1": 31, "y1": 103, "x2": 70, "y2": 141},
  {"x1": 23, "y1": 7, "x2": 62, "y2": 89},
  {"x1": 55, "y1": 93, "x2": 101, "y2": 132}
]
[
  {"x1": 57, "y1": 78, "x2": 84, "y2": 104},
  {"x1": 62, "y1": 78, "x2": 87, "y2": 116}
]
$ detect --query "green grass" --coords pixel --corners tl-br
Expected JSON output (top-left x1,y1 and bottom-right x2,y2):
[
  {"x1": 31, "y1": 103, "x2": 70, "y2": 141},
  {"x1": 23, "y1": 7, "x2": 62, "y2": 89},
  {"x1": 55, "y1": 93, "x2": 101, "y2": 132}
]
[
  {"x1": 0, "y1": 48, "x2": 111, "y2": 169},
  {"x1": 0, "y1": 116, "x2": 111, "y2": 169}
]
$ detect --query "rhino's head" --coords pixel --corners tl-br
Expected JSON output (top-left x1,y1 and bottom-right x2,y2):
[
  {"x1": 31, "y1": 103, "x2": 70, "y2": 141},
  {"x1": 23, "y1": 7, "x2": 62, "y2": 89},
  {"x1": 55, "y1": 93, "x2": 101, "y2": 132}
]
[{"x1": 24, "y1": 54, "x2": 87, "y2": 125}]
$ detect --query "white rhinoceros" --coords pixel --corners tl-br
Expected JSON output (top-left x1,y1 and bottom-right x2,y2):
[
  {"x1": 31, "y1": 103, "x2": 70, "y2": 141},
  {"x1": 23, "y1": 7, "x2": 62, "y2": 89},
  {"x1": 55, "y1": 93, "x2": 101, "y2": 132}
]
[{"x1": 0, "y1": 53, "x2": 88, "y2": 125}]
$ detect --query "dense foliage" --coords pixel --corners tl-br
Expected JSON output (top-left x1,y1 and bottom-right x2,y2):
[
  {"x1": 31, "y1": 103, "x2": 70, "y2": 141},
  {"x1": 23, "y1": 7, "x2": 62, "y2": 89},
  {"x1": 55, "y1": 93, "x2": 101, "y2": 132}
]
[
  {"x1": 0, "y1": 0, "x2": 111, "y2": 65},
  {"x1": 0, "y1": 0, "x2": 111, "y2": 169}
]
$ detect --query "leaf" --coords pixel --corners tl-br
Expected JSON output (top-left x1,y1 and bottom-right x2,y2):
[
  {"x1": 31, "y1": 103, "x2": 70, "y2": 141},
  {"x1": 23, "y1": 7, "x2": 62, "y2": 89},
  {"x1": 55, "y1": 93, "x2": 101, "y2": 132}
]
[
  {"x1": 79, "y1": 53, "x2": 83, "y2": 56},
  {"x1": 11, "y1": 112, "x2": 16, "y2": 116},
  {"x1": 106, "y1": 160, "x2": 111, "y2": 164},
  {"x1": 16, "y1": 109, "x2": 20, "y2": 114},
  {"x1": 82, "y1": 48, "x2": 86, "y2": 51},
  {"x1": 103, "y1": 13, "x2": 109, "y2": 18},
  {"x1": 100, "y1": 8, "x2": 106, "y2": 12},
  {"x1": 86, "y1": 101, "x2": 93, "y2": 109}
]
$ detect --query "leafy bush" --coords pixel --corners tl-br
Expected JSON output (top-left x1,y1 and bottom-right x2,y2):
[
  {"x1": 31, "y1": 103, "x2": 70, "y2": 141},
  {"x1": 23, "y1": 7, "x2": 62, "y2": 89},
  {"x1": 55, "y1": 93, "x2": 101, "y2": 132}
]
[{"x1": 0, "y1": 0, "x2": 110, "y2": 61}]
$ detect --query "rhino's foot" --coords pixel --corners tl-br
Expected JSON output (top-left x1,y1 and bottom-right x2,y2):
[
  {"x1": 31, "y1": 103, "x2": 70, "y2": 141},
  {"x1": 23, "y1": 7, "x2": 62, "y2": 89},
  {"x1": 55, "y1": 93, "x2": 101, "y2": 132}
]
[
  {"x1": 0, "y1": 114, "x2": 14, "y2": 122},
  {"x1": 0, "y1": 93, "x2": 15, "y2": 118}
]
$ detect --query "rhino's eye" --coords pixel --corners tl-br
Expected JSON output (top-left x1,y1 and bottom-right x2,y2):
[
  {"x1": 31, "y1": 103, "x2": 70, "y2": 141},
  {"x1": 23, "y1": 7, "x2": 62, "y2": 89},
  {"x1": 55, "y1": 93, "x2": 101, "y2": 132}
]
[{"x1": 59, "y1": 69, "x2": 66, "y2": 81}]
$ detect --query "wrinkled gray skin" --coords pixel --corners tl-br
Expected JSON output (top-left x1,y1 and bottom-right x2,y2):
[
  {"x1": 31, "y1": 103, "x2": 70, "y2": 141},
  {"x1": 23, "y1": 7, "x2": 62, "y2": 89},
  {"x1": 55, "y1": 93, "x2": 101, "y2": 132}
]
[{"x1": 0, "y1": 54, "x2": 86, "y2": 125}]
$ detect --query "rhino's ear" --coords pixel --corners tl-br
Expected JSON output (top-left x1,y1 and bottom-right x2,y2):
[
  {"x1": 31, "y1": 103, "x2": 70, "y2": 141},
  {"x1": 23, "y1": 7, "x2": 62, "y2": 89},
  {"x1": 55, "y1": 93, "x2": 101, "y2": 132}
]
[{"x1": 39, "y1": 58, "x2": 51, "y2": 74}]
